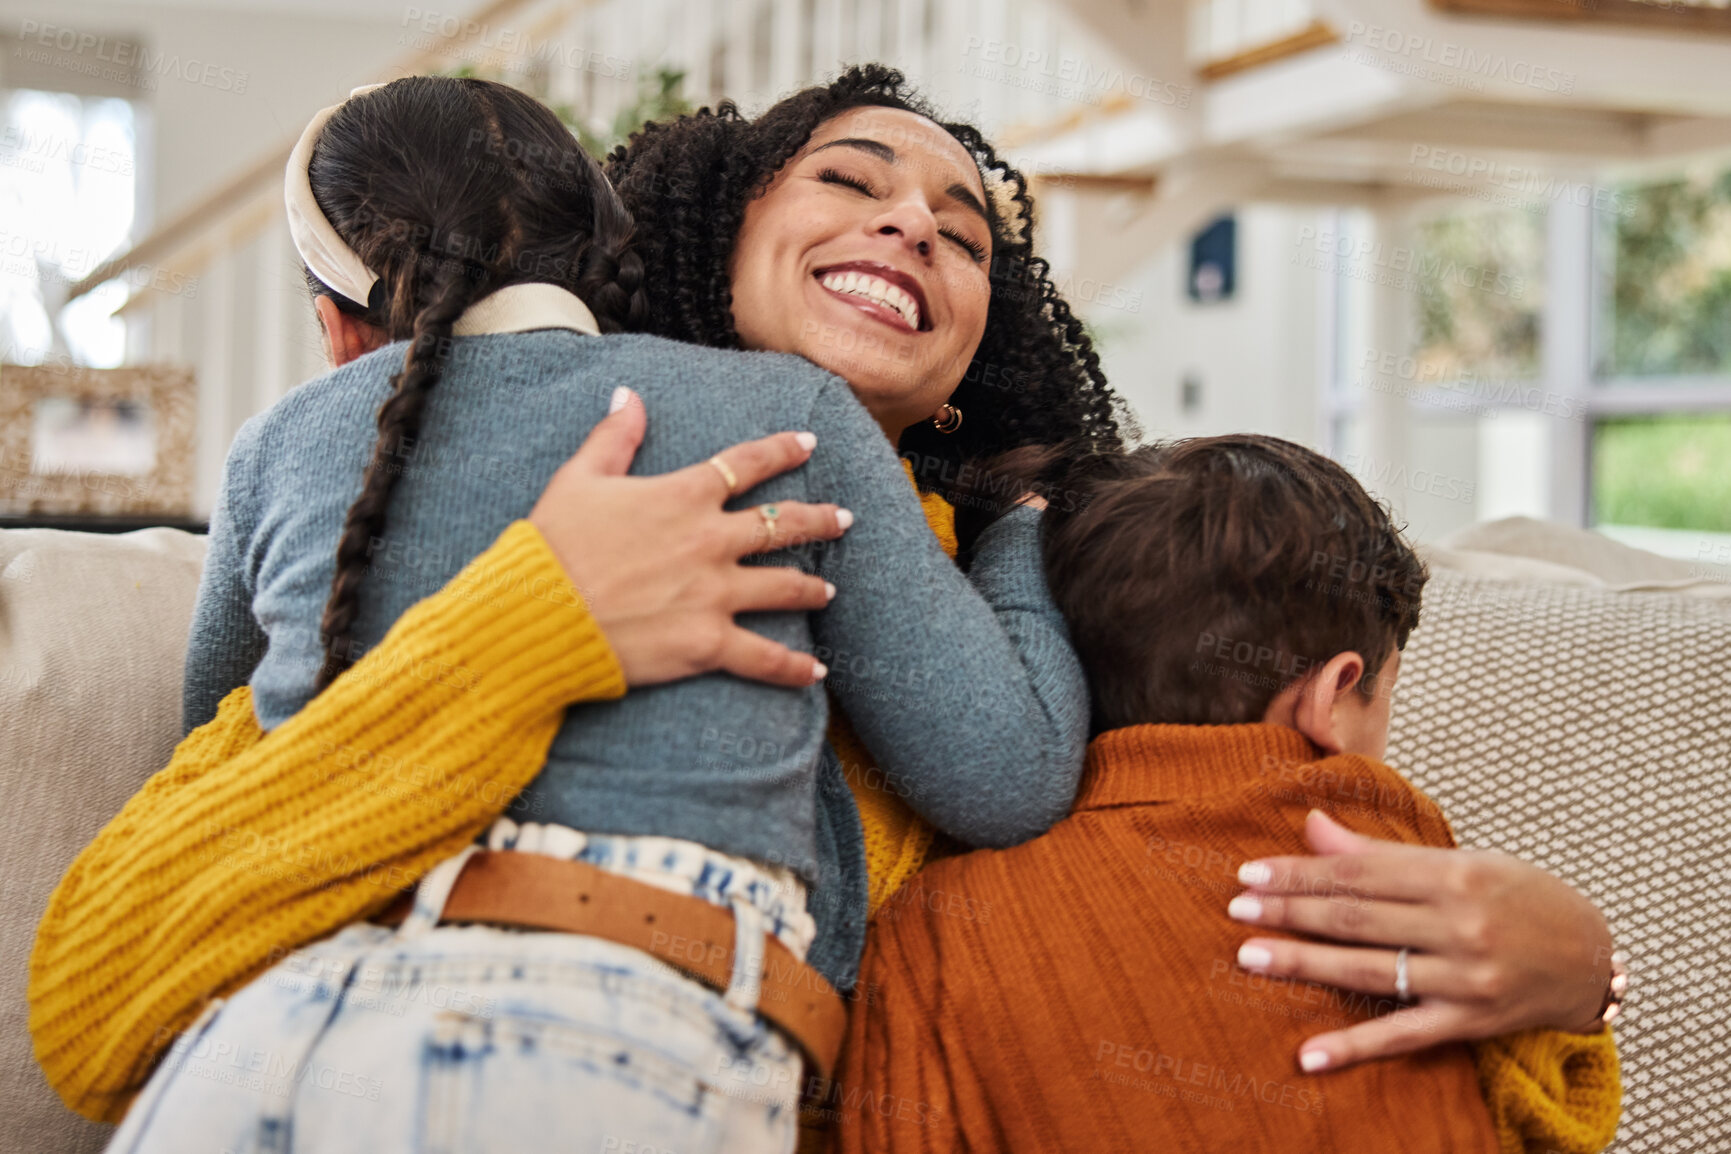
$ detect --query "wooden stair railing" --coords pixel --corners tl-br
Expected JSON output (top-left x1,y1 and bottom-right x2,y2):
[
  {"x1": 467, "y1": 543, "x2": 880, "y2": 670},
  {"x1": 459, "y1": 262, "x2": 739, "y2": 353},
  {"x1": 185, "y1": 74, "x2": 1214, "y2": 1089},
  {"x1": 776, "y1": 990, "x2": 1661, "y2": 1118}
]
[{"x1": 65, "y1": 0, "x2": 563, "y2": 304}]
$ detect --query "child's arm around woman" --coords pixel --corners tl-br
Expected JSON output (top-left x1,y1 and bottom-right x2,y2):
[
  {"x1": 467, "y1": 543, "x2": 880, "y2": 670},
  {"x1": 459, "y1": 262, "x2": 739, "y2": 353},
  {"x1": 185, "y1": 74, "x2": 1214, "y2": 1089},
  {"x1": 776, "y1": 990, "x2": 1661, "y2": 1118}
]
[{"x1": 799, "y1": 373, "x2": 1091, "y2": 848}]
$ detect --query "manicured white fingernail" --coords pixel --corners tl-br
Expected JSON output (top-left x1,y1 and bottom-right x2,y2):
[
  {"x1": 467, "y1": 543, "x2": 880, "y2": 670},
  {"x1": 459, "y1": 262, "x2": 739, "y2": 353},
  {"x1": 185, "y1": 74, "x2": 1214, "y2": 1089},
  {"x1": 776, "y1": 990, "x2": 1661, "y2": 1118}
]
[
  {"x1": 824, "y1": 581, "x2": 836, "y2": 600},
  {"x1": 1237, "y1": 944, "x2": 1273, "y2": 971},
  {"x1": 1227, "y1": 895, "x2": 1262, "y2": 922},
  {"x1": 835, "y1": 508, "x2": 854, "y2": 530},
  {"x1": 1300, "y1": 1050, "x2": 1330, "y2": 1073},
  {"x1": 811, "y1": 662, "x2": 829, "y2": 682},
  {"x1": 1238, "y1": 861, "x2": 1272, "y2": 886},
  {"x1": 609, "y1": 386, "x2": 631, "y2": 413},
  {"x1": 795, "y1": 431, "x2": 817, "y2": 451}
]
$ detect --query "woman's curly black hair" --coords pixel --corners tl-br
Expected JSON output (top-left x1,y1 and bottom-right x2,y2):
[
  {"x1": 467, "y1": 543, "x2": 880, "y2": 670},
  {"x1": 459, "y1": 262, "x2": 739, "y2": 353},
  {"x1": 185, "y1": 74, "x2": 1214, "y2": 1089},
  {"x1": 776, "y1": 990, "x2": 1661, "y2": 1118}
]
[{"x1": 605, "y1": 64, "x2": 1135, "y2": 549}]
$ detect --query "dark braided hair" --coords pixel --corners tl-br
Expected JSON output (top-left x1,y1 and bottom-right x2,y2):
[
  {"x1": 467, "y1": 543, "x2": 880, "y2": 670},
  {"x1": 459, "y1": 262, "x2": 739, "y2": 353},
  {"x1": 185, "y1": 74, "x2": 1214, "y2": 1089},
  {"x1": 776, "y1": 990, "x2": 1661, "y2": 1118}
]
[
  {"x1": 605, "y1": 64, "x2": 1134, "y2": 550},
  {"x1": 305, "y1": 75, "x2": 648, "y2": 688}
]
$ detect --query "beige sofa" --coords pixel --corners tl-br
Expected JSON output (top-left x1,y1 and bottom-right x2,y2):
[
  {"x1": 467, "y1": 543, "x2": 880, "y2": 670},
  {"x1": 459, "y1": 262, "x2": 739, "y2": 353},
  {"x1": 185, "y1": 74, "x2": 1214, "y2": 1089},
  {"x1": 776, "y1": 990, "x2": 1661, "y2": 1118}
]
[{"x1": 0, "y1": 519, "x2": 1726, "y2": 1154}]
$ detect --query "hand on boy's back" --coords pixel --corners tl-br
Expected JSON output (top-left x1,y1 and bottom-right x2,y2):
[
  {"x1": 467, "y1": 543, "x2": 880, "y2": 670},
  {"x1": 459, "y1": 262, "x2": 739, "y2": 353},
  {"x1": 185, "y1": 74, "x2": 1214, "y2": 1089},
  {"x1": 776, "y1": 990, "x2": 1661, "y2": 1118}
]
[
  {"x1": 528, "y1": 387, "x2": 851, "y2": 690},
  {"x1": 1233, "y1": 811, "x2": 1617, "y2": 1071}
]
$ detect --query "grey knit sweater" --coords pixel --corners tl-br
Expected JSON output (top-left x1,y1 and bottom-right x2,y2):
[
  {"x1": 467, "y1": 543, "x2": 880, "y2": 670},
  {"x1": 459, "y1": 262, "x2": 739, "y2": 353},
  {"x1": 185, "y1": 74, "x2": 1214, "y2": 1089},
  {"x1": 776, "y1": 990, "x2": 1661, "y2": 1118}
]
[{"x1": 182, "y1": 329, "x2": 1089, "y2": 989}]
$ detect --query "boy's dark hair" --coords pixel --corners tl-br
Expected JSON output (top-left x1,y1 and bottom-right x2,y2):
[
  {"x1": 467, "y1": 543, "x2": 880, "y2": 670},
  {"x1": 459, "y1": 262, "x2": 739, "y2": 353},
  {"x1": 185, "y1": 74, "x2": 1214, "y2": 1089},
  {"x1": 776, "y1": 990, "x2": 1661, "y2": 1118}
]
[{"x1": 1034, "y1": 435, "x2": 1427, "y2": 733}]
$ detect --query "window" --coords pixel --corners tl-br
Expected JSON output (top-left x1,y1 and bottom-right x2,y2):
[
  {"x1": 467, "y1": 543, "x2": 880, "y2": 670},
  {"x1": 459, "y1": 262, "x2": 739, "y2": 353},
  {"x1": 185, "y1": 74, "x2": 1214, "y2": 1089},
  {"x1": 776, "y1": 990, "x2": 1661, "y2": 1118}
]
[
  {"x1": 1348, "y1": 166, "x2": 1731, "y2": 557},
  {"x1": 1596, "y1": 168, "x2": 1731, "y2": 378},
  {"x1": 1590, "y1": 165, "x2": 1731, "y2": 554},
  {"x1": 0, "y1": 88, "x2": 138, "y2": 368},
  {"x1": 1593, "y1": 414, "x2": 1731, "y2": 533},
  {"x1": 1409, "y1": 203, "x2": 1545, "y2": 382}
]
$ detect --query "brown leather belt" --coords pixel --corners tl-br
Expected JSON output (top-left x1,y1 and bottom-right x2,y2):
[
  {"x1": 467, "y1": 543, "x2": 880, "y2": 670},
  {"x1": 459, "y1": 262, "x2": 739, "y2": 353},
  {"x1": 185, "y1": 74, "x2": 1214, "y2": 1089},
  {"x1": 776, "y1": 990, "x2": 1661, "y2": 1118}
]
[{"x1": 372, "y1": 850, "x2": 846, "y2": 1080}]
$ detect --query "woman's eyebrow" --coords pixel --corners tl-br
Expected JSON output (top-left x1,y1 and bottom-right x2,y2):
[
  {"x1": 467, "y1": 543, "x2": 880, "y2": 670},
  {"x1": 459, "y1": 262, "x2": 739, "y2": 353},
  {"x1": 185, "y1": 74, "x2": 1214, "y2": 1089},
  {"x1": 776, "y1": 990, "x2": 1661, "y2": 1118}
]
[
  {"x1": 810, "y1": 138, "x2": 990, "y2": 225},
  {"x1": 811, "y1": 137, "x2": 897, "y2": 164}
]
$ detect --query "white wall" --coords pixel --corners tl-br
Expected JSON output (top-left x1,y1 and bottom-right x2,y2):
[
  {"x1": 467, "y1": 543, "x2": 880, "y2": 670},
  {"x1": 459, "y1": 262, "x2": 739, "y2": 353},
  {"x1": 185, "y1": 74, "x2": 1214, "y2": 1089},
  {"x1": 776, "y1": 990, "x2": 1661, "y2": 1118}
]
[
  {"x1": 1069, "y1": 199, "x2": 1487, "y2": 547},
  {"x1": 1084, "y1": 205, "x2": 1325, "y2": 447}
]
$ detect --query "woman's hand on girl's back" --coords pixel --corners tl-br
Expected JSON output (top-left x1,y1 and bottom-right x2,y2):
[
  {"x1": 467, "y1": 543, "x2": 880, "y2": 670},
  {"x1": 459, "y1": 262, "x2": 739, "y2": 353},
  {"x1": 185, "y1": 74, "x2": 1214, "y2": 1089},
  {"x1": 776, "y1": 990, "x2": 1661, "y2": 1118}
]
[
  {"x1": 1229, "y1": 810, "x2": 1615, "y2": 1071},
  {"x1": 529, "y1": 387, "x2": 849, "y2": 689}
]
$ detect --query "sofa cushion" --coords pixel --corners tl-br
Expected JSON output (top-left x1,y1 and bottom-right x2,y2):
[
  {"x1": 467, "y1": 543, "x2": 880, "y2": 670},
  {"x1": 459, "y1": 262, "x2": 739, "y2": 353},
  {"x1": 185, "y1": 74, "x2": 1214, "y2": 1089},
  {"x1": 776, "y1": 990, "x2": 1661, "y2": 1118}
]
[
  {"x1": 0, "y1": 527, "x2": 208, "y2": 1154},
  {"x1": 4, "y1": 519, "x2": 1723, "y2": 1152},
  {"x1": 1389, "y1": 565, "x2": 1731, "y2": 1152},
  {"x1": 1431, "y1": 515, "x2": 1731, "y2": 600}
]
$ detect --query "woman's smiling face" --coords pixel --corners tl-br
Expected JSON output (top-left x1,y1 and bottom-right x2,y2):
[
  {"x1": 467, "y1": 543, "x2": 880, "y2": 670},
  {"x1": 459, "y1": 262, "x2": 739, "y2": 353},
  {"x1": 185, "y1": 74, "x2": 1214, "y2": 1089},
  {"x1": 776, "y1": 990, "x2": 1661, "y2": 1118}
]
[{"x1": 728, "y1": 106, "x2": 995, "y2": 439}]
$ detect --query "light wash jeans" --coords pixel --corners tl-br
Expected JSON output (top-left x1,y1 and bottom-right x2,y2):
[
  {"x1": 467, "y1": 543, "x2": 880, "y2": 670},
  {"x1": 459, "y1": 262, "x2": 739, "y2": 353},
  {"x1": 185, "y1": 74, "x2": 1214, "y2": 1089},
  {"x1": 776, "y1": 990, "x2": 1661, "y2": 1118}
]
[{"x1": 107, "y1": 827, "x2": 807, "y2": 1154}]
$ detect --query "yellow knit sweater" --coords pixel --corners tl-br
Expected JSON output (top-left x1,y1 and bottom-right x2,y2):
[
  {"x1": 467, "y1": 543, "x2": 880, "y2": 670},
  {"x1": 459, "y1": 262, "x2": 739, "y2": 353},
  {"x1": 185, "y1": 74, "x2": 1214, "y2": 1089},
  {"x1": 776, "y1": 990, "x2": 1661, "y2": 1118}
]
[
  {"x1": 29, "y1": 522, "x2": 627, "y2": 1122},
  {"x1": 29, "y1": 510, "x2": 1618, "y2": 1151}
]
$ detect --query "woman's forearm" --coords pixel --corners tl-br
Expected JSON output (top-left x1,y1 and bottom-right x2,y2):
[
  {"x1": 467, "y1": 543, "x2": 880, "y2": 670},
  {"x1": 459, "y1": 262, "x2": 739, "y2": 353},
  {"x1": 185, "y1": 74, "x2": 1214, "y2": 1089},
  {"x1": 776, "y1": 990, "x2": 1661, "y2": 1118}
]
[
  {"x1": 28, "y1": 521, "x2": 625, "y2": 1124},
  {"x1": 947, "y1": 504, "x2": 1093, "y2": 838}
]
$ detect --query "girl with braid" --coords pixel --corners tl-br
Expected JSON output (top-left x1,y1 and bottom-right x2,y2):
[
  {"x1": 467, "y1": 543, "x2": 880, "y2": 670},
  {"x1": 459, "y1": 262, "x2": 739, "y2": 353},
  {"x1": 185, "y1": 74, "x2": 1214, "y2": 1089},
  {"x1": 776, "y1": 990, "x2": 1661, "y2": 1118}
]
[{"x1": 106, "y1": 74, "x2": 1088, "y2": 1152}]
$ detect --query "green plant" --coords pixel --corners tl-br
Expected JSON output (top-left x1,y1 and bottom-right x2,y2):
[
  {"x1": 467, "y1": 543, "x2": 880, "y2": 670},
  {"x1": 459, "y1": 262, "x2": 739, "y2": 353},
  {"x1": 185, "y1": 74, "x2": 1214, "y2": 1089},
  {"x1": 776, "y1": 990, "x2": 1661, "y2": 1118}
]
[
  {"x1": 1410, "y1": 205, "x2": 1545, "y2": 381},
  {"x1": 1602, "y1": 169, "x2": 1731, "y2": 376},
  {"x1": 427, "y1": 63, "x2": 691, "y2": 161},
  {"x1": 558, "y1": 67, "x2": 692, "y2": 159},
  {"x1": 1592, "y1": 414, "x2": 1731, "y2": 531}
]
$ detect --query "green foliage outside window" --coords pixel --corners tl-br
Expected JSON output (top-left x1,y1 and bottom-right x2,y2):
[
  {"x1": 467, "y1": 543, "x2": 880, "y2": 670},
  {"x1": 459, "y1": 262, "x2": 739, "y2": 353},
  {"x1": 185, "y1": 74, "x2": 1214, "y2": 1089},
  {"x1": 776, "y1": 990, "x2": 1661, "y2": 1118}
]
[
  {"x1": 561, "y1": 67, "x2": 692, "y2": 160},
  {"x1": 1407, "y1": 173, "x2": 1731, "y2": 532},
  {"x1": 1600, "y1": 168, "x2": 1731, "y2": 376},
  {"x1": 1593, "y1": 414, "x2": 1731, "y2": 531},
  {"x1": 1593, "y1": 169, "x2": 1731, "y2": 530},
  {"x1": 1409, "y1": 205, "x2": 1545, "y2": 382}
]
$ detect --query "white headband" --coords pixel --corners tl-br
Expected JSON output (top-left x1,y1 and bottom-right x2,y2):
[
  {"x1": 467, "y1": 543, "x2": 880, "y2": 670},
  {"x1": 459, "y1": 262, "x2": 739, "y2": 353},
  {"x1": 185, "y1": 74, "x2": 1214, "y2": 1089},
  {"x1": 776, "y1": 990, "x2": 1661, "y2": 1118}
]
[{"x1": 285, "y1": 83, "x2": 387, "y2": 306}]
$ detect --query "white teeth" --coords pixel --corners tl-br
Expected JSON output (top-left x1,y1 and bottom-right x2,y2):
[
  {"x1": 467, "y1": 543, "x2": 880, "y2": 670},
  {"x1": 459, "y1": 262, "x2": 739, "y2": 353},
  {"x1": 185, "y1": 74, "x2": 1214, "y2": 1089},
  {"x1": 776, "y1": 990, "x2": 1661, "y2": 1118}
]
[{"x1": 819, "y1": 271, "x2": 921, "y2": 330}]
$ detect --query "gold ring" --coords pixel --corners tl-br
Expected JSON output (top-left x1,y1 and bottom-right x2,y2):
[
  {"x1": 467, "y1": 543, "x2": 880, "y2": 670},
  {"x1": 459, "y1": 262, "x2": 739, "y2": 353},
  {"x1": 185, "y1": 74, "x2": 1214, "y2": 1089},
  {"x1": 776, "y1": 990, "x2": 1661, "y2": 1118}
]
[
  {"x1": 758, "y1": 503, "x2": 781, "y2": 546},
  {"x1": 706, "y1": 455, "x2": 739, "y2": 495}
]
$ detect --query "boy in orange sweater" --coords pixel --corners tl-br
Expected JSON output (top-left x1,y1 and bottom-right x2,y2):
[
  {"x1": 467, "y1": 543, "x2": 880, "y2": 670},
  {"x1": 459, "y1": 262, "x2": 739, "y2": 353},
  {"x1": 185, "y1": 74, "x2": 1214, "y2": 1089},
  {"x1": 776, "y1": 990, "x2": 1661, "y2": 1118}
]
[{"x1": 836, "y1": 435, "x2": 1620, "y2": 1153}]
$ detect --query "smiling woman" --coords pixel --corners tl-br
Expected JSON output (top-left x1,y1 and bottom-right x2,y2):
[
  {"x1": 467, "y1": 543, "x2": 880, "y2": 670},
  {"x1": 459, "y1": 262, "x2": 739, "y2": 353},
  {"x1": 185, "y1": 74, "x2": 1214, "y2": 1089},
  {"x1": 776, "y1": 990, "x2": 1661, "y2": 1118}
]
[
  {"x1": 605, "y1": 65, "x2": 1126, "y2": 549},
  {"x1": 602, "y1": 69, "x2": 1622, "y2": 1146},
  {"x1": 730, "y1": 112, "x2": 995, "y2": 438}
]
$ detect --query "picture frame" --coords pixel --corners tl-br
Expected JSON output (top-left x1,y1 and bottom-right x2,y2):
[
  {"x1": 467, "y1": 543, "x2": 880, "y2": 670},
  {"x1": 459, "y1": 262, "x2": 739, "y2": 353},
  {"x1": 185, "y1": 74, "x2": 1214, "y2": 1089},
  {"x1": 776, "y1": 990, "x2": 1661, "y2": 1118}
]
[{"x1": 0, "y1": 360, "x2": 196, "y2": 518}]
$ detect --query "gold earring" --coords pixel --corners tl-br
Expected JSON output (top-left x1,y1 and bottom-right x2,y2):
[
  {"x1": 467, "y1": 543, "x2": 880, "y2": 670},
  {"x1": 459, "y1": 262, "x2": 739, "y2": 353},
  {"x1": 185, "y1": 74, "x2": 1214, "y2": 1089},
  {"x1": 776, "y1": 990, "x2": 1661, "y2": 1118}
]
[{"x1": 932, "y1": 403, "x2": 963, "y2": 434}]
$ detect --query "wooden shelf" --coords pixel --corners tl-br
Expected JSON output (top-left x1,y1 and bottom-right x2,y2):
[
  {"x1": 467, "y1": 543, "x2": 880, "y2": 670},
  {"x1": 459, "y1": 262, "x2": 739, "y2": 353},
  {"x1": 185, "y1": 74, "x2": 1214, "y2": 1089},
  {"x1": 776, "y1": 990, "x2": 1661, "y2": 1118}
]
[{"x1": 1430, "y1": 0, "x2": 1731, "y2": 33}]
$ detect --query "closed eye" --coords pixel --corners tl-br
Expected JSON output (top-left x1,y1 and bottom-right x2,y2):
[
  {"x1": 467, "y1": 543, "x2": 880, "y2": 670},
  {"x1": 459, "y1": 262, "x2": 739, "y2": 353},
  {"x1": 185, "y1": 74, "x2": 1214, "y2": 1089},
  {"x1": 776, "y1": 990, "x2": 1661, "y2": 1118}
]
[
  {"x1": 821, "y1": 166, "x2": 988, "y2": 262},
  {"x1": 942, "y1": 228, "x2": 988, "y2": 263},
  {"x1": 818, "y1": 167, "x2": 878, "y2": 197}
]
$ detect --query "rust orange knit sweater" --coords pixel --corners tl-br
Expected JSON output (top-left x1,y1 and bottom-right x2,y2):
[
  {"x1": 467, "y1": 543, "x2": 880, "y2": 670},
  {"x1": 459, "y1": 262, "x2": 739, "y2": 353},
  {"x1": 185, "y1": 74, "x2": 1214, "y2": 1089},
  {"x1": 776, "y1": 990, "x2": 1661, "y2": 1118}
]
[{"x1": 835, "y1": 723, "x2": 1622, "y2": 1154}]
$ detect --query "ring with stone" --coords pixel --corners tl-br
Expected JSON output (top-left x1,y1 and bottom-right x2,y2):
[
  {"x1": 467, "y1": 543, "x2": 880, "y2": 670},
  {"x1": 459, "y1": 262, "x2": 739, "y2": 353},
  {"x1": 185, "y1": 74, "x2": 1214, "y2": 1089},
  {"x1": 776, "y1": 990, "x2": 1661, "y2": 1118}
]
[{"x1": 758, "y1": 503, "x2": 781, "y2": 546}]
